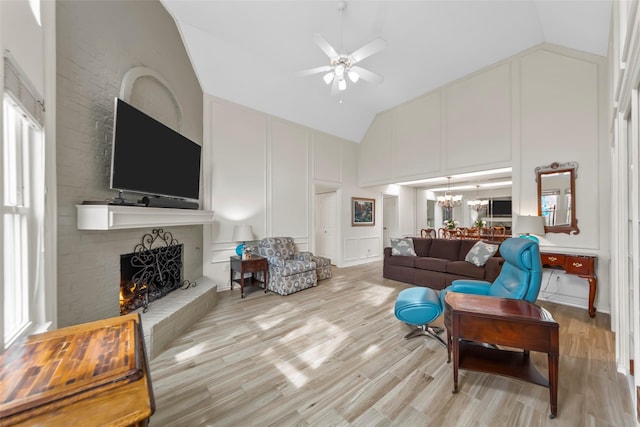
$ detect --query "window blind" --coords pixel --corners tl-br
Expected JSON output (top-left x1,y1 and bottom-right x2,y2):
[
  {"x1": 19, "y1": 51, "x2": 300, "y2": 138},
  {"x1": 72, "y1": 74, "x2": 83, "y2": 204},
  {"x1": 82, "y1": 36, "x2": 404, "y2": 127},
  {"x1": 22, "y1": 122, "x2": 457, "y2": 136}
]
[{"x1": 3, "y1": 51, "x2": 44, "y2": 127}]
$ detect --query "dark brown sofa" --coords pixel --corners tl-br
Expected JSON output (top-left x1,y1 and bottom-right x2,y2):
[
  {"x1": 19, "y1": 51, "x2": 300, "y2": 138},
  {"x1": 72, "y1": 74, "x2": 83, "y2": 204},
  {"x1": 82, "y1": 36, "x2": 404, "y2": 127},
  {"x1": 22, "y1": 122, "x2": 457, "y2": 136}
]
[{"x1": 383, "y1": 238, "x2": 504, "y2": 290}]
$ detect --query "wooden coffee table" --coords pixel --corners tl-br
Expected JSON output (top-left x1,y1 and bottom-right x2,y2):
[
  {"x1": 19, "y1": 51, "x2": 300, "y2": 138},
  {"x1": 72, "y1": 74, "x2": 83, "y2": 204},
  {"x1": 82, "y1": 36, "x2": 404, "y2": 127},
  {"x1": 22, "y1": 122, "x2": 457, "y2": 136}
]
[{"x1": 444, "y1": 293, "x2": 559, "y2": 418}]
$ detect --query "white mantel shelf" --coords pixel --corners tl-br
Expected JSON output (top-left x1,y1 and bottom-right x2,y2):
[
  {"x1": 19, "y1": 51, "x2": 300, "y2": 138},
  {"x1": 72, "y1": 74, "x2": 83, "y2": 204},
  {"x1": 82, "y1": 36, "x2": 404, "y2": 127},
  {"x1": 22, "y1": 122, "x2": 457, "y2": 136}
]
[{"x1": 76, "y1": 204, "x2": 215, "y2": 230}]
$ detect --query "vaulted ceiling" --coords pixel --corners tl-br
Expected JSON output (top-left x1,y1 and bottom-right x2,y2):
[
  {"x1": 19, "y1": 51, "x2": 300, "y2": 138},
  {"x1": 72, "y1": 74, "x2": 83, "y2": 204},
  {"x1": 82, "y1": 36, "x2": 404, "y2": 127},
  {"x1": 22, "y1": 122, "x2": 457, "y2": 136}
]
[{"x1": 161, "y1": 0, "x2": 611, "y2": 143}]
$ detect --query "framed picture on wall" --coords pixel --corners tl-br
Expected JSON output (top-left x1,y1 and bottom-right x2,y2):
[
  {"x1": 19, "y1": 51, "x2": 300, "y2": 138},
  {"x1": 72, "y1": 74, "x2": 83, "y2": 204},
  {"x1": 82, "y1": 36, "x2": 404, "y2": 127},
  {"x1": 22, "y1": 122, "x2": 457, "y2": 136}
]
[{"x1": 352, "y1": 197, "x2": 375, "y2": 226}]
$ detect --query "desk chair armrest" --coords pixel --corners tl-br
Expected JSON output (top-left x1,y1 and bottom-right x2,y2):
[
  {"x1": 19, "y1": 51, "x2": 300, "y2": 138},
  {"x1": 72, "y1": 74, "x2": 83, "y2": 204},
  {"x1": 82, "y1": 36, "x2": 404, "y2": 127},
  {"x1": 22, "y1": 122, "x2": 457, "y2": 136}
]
[{"x1": 441, "y1": 280, "x2": 491, "y2": 306}]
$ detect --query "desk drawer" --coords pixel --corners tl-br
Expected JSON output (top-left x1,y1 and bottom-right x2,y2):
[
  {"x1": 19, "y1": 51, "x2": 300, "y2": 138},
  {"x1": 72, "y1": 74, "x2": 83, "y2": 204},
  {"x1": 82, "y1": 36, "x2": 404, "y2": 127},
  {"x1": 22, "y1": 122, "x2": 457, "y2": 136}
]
[
  {"x1": 541, "y1": 253, "x2": 565, "y2": 266},
  {"x1": 565, "y1": 256, "x2": 591, "y2": 275}
]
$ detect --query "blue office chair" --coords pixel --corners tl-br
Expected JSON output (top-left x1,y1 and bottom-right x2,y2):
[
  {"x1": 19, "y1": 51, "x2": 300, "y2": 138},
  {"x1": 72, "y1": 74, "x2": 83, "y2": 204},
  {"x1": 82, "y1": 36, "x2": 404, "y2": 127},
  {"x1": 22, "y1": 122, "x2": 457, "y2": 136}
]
[
  {"x1": 394, "y1": 238, "x2": 542, "y2": 348},
  {"x1": 440, "y1": 238, "x2": 543, "y2": 306}
]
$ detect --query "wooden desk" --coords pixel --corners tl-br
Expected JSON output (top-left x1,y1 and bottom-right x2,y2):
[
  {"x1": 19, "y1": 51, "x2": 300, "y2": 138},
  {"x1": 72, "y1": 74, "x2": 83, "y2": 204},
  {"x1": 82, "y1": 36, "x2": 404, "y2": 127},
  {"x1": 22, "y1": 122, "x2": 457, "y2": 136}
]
[
  {"x1": 444, "y1": 293, "x2": 559, "y2": 418},
  {"x1": 541, "y1": 251, "x2": 597, "y2": 317},
  {"x1": 230, "y1": 255, "x2": 269, "y2": 298},
  {"x1": 0, "y1": 313, "x2": 154, "y2": 426}
]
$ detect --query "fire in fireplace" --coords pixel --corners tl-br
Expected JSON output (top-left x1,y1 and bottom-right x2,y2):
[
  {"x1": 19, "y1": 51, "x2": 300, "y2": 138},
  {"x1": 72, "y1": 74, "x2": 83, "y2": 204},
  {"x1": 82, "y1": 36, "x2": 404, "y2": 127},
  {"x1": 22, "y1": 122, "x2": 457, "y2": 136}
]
[{"x1": 120, "y1": 229, "x2": 186, "y2": 315}]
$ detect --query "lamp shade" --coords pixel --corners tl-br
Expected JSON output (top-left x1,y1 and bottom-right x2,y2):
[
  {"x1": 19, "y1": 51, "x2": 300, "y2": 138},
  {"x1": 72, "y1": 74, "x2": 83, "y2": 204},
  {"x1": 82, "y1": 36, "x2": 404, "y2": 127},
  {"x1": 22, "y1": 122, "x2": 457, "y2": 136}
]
[
  {"x1": 513, "y1": 215, "x2": 546, "y2": 236},
  {"x1": 232, "y1": 224, "x2": 253, "y2": 242}
]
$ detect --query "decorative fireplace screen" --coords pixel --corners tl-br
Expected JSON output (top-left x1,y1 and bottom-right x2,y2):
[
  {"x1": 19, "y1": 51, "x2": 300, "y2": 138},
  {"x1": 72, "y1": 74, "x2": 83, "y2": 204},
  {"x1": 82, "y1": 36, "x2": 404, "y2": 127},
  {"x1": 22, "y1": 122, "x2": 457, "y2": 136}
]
[{"x1": 120, "y1": 228, "x2": 193, "y2": 314}]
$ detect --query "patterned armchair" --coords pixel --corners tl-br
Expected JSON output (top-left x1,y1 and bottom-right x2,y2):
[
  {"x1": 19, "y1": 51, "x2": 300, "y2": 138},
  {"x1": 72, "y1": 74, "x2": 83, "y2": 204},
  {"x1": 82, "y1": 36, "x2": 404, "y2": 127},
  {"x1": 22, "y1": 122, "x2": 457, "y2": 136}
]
[{"x1": 254, "y1": 237, "x2": 317, "y2": 295}]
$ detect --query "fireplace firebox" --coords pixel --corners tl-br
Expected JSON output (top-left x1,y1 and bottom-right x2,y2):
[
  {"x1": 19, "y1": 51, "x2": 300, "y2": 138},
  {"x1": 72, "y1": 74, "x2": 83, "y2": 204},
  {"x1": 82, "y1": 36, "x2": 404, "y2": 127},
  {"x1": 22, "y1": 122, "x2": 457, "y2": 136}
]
[{"x1": 120, "y1": 228, "x2": 194, "y2": 314}]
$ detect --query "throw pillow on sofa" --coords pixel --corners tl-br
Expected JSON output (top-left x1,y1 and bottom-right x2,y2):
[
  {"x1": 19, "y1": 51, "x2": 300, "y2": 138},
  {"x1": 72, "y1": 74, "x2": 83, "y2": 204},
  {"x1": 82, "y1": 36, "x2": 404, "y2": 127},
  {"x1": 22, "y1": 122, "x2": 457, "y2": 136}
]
[
  {"x1": 465, "y1": 241, "x2": 499, "y2": 266},
  {"x1": 391, "y1": 238, "x2": 417, "y2": 256}
]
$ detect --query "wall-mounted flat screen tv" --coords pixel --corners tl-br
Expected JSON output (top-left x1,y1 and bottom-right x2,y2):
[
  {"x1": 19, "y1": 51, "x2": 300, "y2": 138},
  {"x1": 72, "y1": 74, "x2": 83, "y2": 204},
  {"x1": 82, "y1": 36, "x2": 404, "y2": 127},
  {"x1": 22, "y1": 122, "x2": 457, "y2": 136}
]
[
  {"x1": 489, "y1": 199, "x2": 512, "y2": 217},
  {"x1": 110, "y1": 98, "x2": 201, "y2": 201}
]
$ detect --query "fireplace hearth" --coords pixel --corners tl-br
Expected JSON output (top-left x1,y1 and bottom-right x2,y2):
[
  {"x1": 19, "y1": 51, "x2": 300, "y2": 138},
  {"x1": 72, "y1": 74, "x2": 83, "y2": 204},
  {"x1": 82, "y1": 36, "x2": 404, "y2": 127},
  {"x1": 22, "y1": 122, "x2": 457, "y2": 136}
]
[{"x1": 120, "y1": 228, "x2": 194, "y2": 314}]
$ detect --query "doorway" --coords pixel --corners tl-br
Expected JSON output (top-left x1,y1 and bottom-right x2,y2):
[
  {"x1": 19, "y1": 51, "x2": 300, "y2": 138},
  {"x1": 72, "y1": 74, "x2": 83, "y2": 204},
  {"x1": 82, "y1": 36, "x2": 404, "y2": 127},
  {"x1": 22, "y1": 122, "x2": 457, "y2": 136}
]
[
  {"x1": 315, "y1": 191, "x2": 337, "y2": 263},
  {"x1": 383, "y1": 195, "x2": 398, "y2": 248}
]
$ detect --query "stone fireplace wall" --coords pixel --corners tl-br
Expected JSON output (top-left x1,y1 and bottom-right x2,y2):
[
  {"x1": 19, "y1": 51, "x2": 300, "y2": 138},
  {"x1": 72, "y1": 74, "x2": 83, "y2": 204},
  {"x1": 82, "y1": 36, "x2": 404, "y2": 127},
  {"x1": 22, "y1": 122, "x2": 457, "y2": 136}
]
[{"x1": 56, "y1": 1, "x2": 204, "y2": 327}]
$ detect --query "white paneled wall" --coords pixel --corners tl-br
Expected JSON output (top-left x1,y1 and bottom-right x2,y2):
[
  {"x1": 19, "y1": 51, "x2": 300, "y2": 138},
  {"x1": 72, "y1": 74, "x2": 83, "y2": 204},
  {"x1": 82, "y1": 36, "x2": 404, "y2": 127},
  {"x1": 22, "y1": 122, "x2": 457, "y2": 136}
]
[
  {"x1": 360, "y1": 43, "x2": 608, "y2": 313},
  {"x1": 270, "y1": 120, "x2": 309, "y2": 237},
  {"x1": 445, "y1": 63, "x2": 512, "y2": 170},
  {"x1": 204, "y1": 97, "x2": 380, "y2": 287},
  {"x1": 393, "y1": 93, "x2": 442, "y2": 179}
]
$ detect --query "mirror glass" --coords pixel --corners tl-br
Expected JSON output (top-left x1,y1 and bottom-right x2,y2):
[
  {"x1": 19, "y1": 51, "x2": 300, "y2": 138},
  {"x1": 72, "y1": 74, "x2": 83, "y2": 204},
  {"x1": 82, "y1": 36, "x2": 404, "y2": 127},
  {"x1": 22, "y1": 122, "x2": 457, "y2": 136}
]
[{"x1": 536, "y1": 162, "x2": 579, "y2": 234}]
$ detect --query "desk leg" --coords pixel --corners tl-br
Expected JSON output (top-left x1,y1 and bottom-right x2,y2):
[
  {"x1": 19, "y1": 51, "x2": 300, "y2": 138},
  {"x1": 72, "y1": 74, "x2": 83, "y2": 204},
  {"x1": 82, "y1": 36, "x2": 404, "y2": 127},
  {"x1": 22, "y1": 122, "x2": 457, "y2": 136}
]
[
  {"x1": 446, "y1": 330, "x2": 451, "y2": 363},
  {"x1": 548, "y1": 352, "x2": 559, "y2": 418},
  {"x1": 452, "y1": 338, "x2": 459, "y2": 394},
  {"x1": 240, "y1": 271, "x2": 245, "y2": 298},
  {"x1": 230, "y1": 268, "x2": 233, "y2": 291},
  {"x1": 264, "y1": 269, "x2": 269, "y2": 293},
  {"x1": 587, "y1": 276, "x2": 597, "y2": 318}
]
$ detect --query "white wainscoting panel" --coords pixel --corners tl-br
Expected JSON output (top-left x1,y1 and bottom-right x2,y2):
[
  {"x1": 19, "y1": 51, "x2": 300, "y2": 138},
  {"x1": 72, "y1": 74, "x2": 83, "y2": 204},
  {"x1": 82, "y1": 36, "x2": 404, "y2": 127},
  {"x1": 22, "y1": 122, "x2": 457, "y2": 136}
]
[
  {"x1": 313, "y1": 132, "x2": 342, "y2": 183},
  {"x1": 446, "y1": 62, "x2": 512, "y2": 170},
  {"x1": 270, "y1": 120, "x2": 309, "y2": 237},
  {"x1": 393, "y1": 92, "x2": 441, "y2": 179},
  {"x1": 344, "y1": 236, "x2": 381, "y2": 262}
]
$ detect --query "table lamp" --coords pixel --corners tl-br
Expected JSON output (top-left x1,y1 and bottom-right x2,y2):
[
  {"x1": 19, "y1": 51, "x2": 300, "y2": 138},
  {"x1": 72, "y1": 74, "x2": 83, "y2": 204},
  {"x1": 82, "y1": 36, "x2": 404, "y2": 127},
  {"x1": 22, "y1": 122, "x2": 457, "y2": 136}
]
[
  {"x1": 232, "y1": 224, "x2": 253, "y2": 256},
  {"x1": 513, "y1": 215, "x2": 546, "y2": 243}
]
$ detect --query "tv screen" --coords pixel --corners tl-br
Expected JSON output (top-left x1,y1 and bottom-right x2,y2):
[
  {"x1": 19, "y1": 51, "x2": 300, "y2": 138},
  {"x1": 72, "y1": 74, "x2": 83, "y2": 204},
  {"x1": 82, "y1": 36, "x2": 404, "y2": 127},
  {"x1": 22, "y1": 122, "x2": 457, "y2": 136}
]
[
  {"x1": 490, "y1": 199, "x2": 512, "y2": 217},
  {"x1": 110, "y1": 98, "x2": 201, "y2": 201}
]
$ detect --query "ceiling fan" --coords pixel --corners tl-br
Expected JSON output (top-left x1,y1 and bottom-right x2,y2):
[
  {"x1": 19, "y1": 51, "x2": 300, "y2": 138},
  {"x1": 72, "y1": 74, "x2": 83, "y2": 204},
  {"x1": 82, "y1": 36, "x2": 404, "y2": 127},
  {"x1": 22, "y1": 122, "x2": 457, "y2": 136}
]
[{"x1": 298, "y1": 1, "x2": 386, "y2": 96}]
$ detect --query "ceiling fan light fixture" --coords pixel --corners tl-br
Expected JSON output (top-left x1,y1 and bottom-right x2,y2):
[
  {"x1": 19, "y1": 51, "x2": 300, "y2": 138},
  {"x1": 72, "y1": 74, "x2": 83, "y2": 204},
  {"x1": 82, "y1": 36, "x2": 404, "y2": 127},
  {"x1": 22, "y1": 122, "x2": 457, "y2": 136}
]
[
  {"x1": 300, "y1": 1, "x2": 385, "y2": 95},
  {"x1": 323, "y1": 72, "x2": 335, "y2": 85}
]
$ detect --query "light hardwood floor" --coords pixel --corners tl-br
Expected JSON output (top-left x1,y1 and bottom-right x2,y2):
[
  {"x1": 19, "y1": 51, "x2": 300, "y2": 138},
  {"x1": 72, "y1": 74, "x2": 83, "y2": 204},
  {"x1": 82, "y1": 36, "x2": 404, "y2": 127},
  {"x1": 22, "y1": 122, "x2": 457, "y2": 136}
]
[{"x1": 149, "y1": 262, "x2": 635, "y2": 426}]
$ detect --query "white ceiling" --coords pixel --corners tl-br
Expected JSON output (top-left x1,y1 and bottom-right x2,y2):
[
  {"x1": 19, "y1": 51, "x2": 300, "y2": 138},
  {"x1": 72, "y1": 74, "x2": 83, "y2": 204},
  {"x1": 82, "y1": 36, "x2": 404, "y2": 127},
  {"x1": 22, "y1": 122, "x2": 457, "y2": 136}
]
[{"x1": 162, "y1": 0, "x2": 611, "y2": 143}]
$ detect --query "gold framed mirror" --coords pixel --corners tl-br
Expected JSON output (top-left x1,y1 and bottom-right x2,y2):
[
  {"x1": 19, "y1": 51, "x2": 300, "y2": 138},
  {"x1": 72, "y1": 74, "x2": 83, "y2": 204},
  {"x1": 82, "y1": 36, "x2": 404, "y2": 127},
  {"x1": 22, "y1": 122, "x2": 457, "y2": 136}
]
[{"x1": 535, "y1": 161, "x2": 579, "y2": 235}]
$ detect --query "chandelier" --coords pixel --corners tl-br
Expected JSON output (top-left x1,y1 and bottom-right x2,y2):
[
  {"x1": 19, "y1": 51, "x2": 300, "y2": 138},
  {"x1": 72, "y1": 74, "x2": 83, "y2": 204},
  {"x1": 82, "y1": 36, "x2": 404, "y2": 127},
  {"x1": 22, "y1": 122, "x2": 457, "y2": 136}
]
[
  {"x1": 467, "y1": 185, "x2": 489, "y2": 211},
  {"x1": 437, "y1": 177, "x2": 463, "y2": 208}
]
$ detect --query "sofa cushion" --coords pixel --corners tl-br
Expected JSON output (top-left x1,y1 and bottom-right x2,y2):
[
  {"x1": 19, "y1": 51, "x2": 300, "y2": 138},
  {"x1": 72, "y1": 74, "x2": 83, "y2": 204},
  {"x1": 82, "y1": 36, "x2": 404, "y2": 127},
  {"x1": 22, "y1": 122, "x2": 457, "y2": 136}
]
[
  {"x1": 387, "y1": 254, "x2": 416, "y2": 268},
  {"x1": 411, "y1": 238, "x2": 433, "y2": 257},
  {"x1": 274, "y1": 259, "x2": 316, "y2": 277},
  {"x1": 390, "y1": 238, "x2": 417, "y2": 256},
  {"x1": 465, "y1": 241, "x2": 500, "y2": 266},
  {"x1": 447, "y1": 260, "x2": 486, "y2": 280},
  {"x1": 428, "y1": 239, "x2": 462, "y2": 261},
  {"x1": 415, "y1": 257, "x2": 449, "y2": 273},
  {"x1": 459, "y1": 239, "x2": 480, "y2": 260}
]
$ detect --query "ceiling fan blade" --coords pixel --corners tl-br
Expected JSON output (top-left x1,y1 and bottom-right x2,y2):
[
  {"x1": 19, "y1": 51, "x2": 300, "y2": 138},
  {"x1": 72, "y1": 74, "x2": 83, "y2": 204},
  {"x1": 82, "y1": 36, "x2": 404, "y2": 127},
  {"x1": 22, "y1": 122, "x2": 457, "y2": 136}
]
[
  {"x1": 297, "y1": 65, "x2": 333, "y2": 77},
  {"x1": 351, "y1": 66, "x2": 384, "y2": 85},
  {"x1": 348, "y1": 38, "x2": 386, "y2": 64},
  {"x1": 312, "y1": 33, "x2": 339, "y2": 59}
]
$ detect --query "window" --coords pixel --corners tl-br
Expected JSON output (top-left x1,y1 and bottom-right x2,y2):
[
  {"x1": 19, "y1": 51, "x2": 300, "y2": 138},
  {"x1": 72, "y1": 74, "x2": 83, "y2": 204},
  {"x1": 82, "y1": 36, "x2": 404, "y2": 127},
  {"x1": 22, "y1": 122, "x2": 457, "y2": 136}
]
[{"x1": 2, "y1": 93, "x2": 44, "y2": 348}]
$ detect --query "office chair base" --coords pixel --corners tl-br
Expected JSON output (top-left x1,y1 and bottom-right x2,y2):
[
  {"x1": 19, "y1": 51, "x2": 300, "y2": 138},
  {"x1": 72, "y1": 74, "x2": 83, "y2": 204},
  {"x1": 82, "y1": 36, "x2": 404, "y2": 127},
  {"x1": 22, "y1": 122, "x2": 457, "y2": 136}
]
[{"x1": 404, "y1": 324, "x2": 447, "y2": 347}]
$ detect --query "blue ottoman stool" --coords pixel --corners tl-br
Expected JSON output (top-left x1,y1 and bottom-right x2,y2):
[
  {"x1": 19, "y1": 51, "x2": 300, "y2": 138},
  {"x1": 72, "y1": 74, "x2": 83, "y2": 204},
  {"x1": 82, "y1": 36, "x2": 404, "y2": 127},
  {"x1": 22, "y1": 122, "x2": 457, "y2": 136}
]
[{"x1": 394, "y1": 287, "x2": 446, "y2": 347}]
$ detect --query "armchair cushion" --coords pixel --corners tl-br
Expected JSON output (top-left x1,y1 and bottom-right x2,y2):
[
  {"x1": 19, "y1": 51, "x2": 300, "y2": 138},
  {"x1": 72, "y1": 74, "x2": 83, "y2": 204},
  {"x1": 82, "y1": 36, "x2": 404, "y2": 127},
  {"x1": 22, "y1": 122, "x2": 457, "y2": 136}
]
[
  {"x1": 274, "y1": 259, "x2": 316, "y2": 277},
  {"x1": 294, "y1": 252, "x2": 313, "y2": 262}
]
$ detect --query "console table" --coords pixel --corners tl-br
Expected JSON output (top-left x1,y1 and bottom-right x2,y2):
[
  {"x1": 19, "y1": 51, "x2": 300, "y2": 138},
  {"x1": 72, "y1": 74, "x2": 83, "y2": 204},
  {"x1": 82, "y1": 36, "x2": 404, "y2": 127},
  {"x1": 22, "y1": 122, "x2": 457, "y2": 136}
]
[
  {"x1": 444, "y1": 293, "x2": 559, "y2": 418},
  {"x1": 540, "y1": 251, "x2": 597, "y2": 317}
]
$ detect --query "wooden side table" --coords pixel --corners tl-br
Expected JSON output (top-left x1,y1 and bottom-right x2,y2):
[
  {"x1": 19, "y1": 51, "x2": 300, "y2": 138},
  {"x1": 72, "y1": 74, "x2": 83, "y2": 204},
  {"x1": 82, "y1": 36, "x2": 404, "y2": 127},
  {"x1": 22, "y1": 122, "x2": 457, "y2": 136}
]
[
  {"x1": 444, "y1": 293, "x2": 559, "y2": 418},
  {"x1": 0, "y1": 313, "x2": 154, "y2": 426},
  {"x1": 541, "y1": 251, "x2": 597, "y2": 317},
  {"x1": 230, "y1": 255, "x2": 269, "y2": 298}
]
